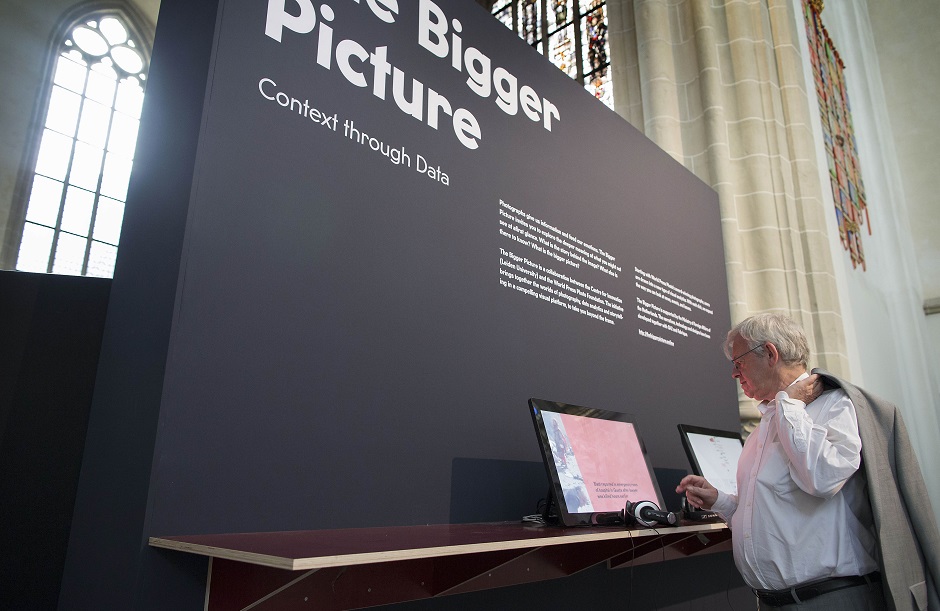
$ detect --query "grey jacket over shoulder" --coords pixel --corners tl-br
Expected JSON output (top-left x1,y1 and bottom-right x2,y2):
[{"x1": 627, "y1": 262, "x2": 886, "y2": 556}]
[{"x1": 813, "y1": 369, "x2": 940, "y2": 611}]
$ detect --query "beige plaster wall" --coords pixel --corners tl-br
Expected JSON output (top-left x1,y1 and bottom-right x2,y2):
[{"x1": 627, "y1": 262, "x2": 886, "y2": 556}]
[
  {"x1": 866, "y1": 0, "x2": 940, "y2": 377},
  {"x1": 867, "y1": 0, "x2": 940, "y2": 305}
]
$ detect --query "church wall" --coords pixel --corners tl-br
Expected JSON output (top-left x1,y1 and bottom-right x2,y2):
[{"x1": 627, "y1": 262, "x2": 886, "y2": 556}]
[{"x1": 807, "y1": 0, "x2": 940, "y2": 519}]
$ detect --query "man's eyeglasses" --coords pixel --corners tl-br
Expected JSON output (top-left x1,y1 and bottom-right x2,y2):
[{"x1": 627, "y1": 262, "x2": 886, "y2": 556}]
[{"x1": 731, "y1": 344, "x2": 762, "y2": 370}]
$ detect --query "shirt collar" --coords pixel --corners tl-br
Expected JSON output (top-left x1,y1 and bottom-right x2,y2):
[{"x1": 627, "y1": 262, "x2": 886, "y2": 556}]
[{"x1": 757, "y1": 371, "x2": 810, "y2": 415}]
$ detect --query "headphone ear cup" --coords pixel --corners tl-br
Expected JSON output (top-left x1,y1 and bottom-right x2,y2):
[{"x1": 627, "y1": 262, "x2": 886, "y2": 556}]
[{"x1": 624, "y1": 499, "x2": 661, "y2": 527}]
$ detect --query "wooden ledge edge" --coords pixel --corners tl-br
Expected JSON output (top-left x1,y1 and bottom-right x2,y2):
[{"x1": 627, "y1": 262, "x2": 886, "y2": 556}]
[
  {"x1": 149, "y1": 522, "x2": 728, "y2": 571},
  {"x1": 149, "y1": 536, "x2": 296, "y2": 570}
]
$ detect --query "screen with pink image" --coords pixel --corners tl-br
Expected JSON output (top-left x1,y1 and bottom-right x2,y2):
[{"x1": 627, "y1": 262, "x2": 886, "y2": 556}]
[
  {"x1": 560, "y1": 413, "x2": 661, "y2": 512},
  {"x1": 530, "y1": 399, "x2": 664, "y2": 525}
]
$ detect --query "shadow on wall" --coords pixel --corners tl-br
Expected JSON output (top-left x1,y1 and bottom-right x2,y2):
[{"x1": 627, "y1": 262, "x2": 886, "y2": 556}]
[{"x1": 0, "y1": 271, "x2": 111, "y2": 610}]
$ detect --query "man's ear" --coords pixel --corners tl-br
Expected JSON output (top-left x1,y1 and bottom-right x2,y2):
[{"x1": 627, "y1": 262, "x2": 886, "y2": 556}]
[{"x1": 764, "y1": 342, "x2": 780, "y2": 365}]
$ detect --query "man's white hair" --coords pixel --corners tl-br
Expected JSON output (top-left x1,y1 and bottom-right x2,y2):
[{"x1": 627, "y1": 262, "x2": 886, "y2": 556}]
[{"x1": 723, "y1": 313, "x2": 810, "y2": 367}]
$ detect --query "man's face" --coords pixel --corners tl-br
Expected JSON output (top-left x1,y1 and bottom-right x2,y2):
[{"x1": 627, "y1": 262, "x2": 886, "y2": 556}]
[{"x1": 730, "y1": 336, "x2": 773, "y2": 401}]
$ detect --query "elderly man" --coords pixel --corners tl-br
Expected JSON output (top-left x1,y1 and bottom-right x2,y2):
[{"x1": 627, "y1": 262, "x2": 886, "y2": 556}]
[{"x1": 677, "y1": 313, "x2": 939, "y2": 610}]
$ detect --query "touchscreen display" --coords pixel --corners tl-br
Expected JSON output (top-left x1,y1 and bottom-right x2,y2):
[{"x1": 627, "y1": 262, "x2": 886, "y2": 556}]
[
  {"x1": 677, "y1": 424, "x2": 744, "y2": 496},
  {"x1": 682, "y1": 432, "x2": 742, "y2": 495},
  {"x1": 530, "y1": 399, "x2": 663, "y2": 526}
]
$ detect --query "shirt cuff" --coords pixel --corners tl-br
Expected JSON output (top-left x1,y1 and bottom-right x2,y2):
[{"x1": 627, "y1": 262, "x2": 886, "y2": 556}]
[{"x1": 712, "y1": 490, "x2": 735, "y2": 519}]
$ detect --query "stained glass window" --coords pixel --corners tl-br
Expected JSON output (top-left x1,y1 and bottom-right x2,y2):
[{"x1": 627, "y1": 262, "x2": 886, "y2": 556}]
[
  {"x1": 803, "y1": 0, "x2": 869, "y2": 270},
  {"x1": 15, "y1": 11, "x2": 149, "y2": 278},
  {"x1": 491, "y1": 0, "x2": 612, "y2": 108}
]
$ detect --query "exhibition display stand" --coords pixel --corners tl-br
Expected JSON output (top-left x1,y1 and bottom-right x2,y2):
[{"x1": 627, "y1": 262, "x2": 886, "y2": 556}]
[{"x1": 150, "y1": 520, "x2": 730, "y2": 610}]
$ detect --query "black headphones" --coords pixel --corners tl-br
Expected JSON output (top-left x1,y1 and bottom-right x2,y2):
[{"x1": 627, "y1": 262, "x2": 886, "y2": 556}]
[
  {"x1": 624, "y1": 499, "x2": 678, "y2": 527},
  {"x1": 589, "y1": 499, "x2": 680, "y2": 527}
]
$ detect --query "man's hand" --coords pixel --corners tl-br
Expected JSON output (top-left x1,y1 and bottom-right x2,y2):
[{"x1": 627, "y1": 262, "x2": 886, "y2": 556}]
[
  {"x1": 676, "y1": 475, "x2": 718, "y2": 510},
  {"x1": 787, "y1": 373, "x2": 822, "y2": 405}
]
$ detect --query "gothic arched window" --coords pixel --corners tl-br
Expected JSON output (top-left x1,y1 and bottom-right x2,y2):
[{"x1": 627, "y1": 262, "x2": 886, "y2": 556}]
[
  {"x1": 15, "y1": 9, "x2": 150, "y2": 278},
  {"x1": 491, "y1": 0, "x2": 612, "y2": 108}
]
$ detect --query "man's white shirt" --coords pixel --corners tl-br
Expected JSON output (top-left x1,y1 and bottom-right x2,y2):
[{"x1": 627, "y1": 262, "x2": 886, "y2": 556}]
[{"x1": 711, "y1": 373, "x2": 879, "y2": 590}]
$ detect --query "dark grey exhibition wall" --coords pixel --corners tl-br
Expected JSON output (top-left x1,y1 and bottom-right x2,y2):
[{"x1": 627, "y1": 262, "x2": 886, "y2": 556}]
[
  {"x1": 147, "y1": 0, "x2": 736, "y2": 534},
  {"x1": 58, "y1": 0, "x2": 221, "y2": 608},
  {"x1": 62, "y1": 0, "x2": 739, "y2": 608}
]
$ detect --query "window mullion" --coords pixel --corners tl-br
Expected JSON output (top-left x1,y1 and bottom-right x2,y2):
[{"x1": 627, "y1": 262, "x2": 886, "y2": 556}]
[
  {"x1": 81, "y1": 75, "x2": 119, "y2": 276},
  {"x1": 47, "y1": 59, "x2": 87, "y2": 273},
  {"x1": 540, "y1": 0, "x2": 548, "y2": 53},
  {"x1": 574, "y1": 5, "x2": 585, "y2": 83}
]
